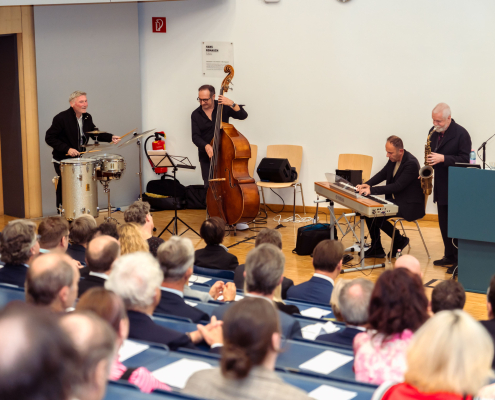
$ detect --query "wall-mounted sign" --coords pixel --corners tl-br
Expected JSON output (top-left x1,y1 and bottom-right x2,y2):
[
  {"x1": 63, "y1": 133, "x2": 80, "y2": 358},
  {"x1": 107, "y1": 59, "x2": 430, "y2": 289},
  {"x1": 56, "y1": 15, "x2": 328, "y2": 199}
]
[
  {"x1": 202, "y1": 41, "x2": 234, "y2": 77},
  {"x1": 152, "y1": 17, "x2": 166, "y2": 33}
]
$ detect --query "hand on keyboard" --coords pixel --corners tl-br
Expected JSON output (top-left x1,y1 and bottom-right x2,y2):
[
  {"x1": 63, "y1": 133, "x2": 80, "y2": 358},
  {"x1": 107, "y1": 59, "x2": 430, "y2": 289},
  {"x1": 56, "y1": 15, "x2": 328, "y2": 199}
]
[{"x1": 356, "y1": 184, "x2": 371, "y2": 196}]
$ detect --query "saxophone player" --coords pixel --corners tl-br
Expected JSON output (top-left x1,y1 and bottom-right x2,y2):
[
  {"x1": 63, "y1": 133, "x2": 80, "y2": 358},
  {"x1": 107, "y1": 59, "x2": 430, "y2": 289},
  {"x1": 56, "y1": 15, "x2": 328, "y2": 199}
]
[{"x1": 427, "y1": 103, "x2": 471, "y2": 274}]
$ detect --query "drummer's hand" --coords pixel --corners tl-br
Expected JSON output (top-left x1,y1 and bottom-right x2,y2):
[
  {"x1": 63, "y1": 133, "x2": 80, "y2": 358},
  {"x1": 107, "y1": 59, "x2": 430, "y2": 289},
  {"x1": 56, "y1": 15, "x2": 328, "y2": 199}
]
[
  {"x1": 112, "y1": 136, "x2": 121, "y2": 144},
  {"x1": 357, "y1": 184, "x2": 370, "y2": 196},
  {"x1": 68, "y1": 148, "x2": 80, "y2": 157},
  {"x1": 218, "y1": 95, "x2": 234, "y2": 107},
  {"x1": 205, "y1": 144, "x2": 214, "y2": 158}
]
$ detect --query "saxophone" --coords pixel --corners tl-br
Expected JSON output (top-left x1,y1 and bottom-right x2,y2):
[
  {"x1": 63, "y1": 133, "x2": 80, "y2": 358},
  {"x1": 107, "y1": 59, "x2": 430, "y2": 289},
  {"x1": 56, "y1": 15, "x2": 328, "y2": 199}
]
[{"x1": 419, "y1": 127, "x2": 436, "y2": 203}]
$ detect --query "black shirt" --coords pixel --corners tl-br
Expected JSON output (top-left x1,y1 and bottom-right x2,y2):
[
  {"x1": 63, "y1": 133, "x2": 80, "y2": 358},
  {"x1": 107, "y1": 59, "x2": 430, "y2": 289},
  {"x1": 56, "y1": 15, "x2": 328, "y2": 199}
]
[{"x1": 191, "y1": 101, "x2": 248, "y2": 162}]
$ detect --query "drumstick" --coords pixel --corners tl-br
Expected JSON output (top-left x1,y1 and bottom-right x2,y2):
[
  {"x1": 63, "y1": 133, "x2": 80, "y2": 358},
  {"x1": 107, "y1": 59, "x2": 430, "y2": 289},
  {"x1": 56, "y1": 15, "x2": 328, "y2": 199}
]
[{"x1": 119, "y1": 127, "x2": 138, "y2": 141}]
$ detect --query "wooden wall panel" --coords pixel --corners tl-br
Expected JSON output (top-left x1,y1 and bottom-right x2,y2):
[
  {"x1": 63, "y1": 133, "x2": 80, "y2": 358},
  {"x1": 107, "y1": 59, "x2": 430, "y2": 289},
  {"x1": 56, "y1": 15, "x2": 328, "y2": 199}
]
[{"x1": 0, "y1": 6, "x2": 21, "y2": 35}]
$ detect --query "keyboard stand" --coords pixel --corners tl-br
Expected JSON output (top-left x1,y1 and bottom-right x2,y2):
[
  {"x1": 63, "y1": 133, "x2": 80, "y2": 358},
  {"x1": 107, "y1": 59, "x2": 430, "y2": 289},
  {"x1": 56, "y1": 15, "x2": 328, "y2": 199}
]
[{"x1": 327, "y1": 202, "x2": 386, "y2": 273}]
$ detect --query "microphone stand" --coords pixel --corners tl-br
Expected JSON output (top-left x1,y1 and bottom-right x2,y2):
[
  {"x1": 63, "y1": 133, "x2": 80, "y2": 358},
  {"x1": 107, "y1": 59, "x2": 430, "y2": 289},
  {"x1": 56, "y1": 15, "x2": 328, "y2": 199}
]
[{"x1": 478, "y1": 133, "x2": 495, "y2": 170}]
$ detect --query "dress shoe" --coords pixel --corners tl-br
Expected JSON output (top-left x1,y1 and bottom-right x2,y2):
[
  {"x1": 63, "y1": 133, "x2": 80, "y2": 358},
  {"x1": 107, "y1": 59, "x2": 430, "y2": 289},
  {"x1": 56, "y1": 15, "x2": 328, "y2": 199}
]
[
  {"x1": 364, "y1": 246, "x2": 386, "y2": 259},
  {"x1": 433, "y1": 257, "x2": 456, "y2": 266},
  {"x1": 388, "y1": 237, "x2": 410, "y2": 258},
  {"x1": 446, "y1": 263, "x2": 458, "y2": 275}
]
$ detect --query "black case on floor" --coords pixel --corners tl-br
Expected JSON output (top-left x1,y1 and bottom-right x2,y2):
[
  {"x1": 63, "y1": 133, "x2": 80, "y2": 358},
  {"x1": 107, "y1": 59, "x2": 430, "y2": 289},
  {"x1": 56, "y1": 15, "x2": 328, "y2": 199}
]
[{"x1": 293, "y1": 223, "x2": 338, "y2": 256}]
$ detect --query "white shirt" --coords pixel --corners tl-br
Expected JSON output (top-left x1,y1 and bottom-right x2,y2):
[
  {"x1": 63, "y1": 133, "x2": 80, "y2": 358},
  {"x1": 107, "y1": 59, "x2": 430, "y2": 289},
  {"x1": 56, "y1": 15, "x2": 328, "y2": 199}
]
[
  {"x1": 160, "y1": 286, "x2": 184, "y2": 298},
  {"x1": 313, "y1": 273, "x2": 334, "y2": 286},
  {"x1": 89, "y1": 271, "x2": 109, "y2": 280},
  {"x1": 244, "y1": 293, "x2": 273, "y2": 304}
]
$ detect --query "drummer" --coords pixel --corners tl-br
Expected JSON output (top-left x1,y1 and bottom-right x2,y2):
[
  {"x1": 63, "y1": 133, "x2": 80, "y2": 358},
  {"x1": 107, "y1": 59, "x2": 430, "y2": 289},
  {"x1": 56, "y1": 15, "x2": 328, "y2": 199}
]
[{"x1": 46, "y1": 91, "x2": 121, "y2": 210}]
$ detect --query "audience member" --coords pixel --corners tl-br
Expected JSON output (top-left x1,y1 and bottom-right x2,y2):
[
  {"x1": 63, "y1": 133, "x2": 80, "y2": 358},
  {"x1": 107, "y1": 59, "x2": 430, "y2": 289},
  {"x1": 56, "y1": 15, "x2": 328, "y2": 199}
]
[
  {"x1": 195, "y1": 217, "x2": 238, "y2": 270},
  {"x1": 92, "y1": 221, "x2": 119, "y2": 240},
  {"x1": 59, "y1": 312, "x2": 116, "y2": 400},
  {"x1": 394, "y1": 254, "x2": 423, "y2": 277},
  {"x1": 431, "y1": 280, "x2": 465, "y2": 313},
  {"x1": 354, "y1": 268, "x2": 429, "y2": 385},
  {"x1": 317, "y1": 278, "x2": 374, "y2": 346},
  {"x1": 156, "y1": 236, "x2": 235, "y2": 322},
  {"x1": 329, "y1": 278, "x2": 351, "y2": 322},
  {"x1": 38, "y1": 216, "x2": 70, "y2": 253},
  {"x1": 0, "y1": 302, "x2": 79, "y2": 400},
  {"x1": 374, "y1": 310, "x2": 493, "y2": 400},
  {"x1": 124, "y1": 200, "x2": 164, "y2": 257},
  {"x1": 0, "y1": 219, "x2": 39, "y2": 287},
  {"x1": 480, "y1": 274, "x2": 495, "y2": 369},
  {"x1": 184, "y1": 297, "x2": 311, "y2": 400},
  {"x1": 67, "y1": 215, "x2": 97, "y2": 264},
  {"x1": 212, "y1": 244, "x2": 302, "y2": 339},
  {"x1": 287, "y1": 239, "x2": 343, "y2": 304},
  {"x1": 78, "y1": 235, "x2": 120, "y2": 297},
  {"x1": 105, "y1": 252, "x2": 223, "y2": 351},
  {"x1": 234, "y1": 228, "x2": 294, "y2": 299},
  {"x1": 76, "y1": 288, "x2": 170, "y2": 393},
  {"x1": 118, "y1": 223, "x2": 149, "y2": 255},
  {"x1": 184, "y1": 279, "x2": 225, "y2": 302},
  {"x1": 25, "y1": 253, "x2": 80, "y2": 313}
]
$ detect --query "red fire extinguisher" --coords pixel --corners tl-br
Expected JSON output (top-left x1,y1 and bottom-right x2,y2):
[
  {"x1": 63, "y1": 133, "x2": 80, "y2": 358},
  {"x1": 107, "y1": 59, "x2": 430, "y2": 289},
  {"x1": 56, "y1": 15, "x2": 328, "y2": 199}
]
[{"x1": 150, "y1": 131, "x2": 168, "y2": 174}]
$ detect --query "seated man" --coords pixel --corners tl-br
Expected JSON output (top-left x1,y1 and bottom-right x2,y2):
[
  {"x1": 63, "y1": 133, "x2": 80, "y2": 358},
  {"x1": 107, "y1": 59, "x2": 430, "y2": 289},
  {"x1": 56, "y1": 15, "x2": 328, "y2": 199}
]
[
  {"x1": 156, "y1": 236, "x2": 236, "y2": 322},
  {"x1": 67, "y1": 215, "x2": 96, "y2": 265},
  {"x1": 0, "y1": 220, "x2": 39, "y2": 287},
  {"x1": 124, "y1": 200, "x2": 163, "y2": 257},
  {"x1": 105, "y1": 252, "x2": 223, "y2": 351},
  {"x1": 356, "y1": 135, "x2": 425, "y2": 258},
  {"x1": 394, "y1": 254, "x2": 423, "y2": 277},
  {"x1": 234, "y1": 228, "x2": 294, "y2": 299},
  {"x1": 59, "y1": 312, "x2": 116, "y2": 400},
  {"x1": 287, "y1": 239, "x2": 343, "y2": 304},
  {"x1": 431, "y1": 280, "x2": 465, "y2": 314},
  {"x1": 38, "y1": 216, "x2": 70, "y2": 254},
  {"x1": 78, "y1": 235, "x2": 120, "y2": 297},
  {"x1": 26, "y1": 253, "x2": 80, "y2": 313},
  {"x1": 195, "y1": 217, "x2": 238, "y2": 271},
  {"x1": 317, "y1": 278, "x2": 374, "y2": 346},
  {"x1": 212, "y1": 244, "x2": 302, "y2": 339},
  {"x1": 0, "y1": 302, "x2": 79, "y2": 400},
  {"x1": 481, "y1": 275, "x2": 495, "y2": 369},
  {"x1": 92, "y1": 221, "x2": 119, "y2": 240}
]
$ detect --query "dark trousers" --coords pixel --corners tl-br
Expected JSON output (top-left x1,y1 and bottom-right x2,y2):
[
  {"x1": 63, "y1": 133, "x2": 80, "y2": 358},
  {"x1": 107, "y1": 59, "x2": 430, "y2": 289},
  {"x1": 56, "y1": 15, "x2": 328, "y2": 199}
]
[
  {"x1": 200, "y1": 158, "x2": 210, "y2": 189},
  {"x1": 54, "y1": 163, "x2": 62, "y2": 210},
  {"x1": 437, "y1": 204, "x2": 458, "y2": 260},
  {"x1": 365, "y1": 214, "x2": 404, "y2": 249}
]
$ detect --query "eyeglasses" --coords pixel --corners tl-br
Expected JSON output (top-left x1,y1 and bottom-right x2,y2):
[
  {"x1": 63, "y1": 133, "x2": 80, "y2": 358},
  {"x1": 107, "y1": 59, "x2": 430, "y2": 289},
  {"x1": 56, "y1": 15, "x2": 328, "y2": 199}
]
[{"x1": 197, "y1": 97, "x2": 212, "y2": 103}]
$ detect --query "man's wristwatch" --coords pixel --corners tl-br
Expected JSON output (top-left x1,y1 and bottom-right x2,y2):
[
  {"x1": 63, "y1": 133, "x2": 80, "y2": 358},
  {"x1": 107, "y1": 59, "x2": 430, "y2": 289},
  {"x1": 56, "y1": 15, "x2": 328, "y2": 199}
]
[{"x1": 231, "y1": 102, "x2": 236, "y2": 108}]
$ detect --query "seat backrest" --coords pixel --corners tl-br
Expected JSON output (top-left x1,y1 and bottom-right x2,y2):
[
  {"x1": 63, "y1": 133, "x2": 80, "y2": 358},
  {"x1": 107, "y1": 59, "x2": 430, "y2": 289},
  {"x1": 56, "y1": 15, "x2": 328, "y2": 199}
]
[
  {"x1": 193, "y1": 266, "x2": 235, "y2": 280},
  {"x1": 248, "y1": 144, "x2": 258, "y2": 178},
  {"x1": 266, "y1": 145, "x2": 303, "y2": 175},
  {"x1": 338, "y1": 154, "x2": 373, "y2": 183}
]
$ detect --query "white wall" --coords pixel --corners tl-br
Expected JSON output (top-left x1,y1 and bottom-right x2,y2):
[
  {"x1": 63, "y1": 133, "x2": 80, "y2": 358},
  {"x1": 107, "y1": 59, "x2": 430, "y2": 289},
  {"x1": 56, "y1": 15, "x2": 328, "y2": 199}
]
[{"x1": 139, "y1": 0, "x2": 495, "y2": 214}]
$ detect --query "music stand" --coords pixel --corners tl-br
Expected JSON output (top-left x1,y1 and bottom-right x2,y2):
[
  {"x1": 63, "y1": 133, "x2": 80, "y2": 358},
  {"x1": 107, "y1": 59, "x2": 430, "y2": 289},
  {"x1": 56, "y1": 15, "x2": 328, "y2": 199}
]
[{"x1": 152, "y1": 153, "x2": 200, "y2": 238}]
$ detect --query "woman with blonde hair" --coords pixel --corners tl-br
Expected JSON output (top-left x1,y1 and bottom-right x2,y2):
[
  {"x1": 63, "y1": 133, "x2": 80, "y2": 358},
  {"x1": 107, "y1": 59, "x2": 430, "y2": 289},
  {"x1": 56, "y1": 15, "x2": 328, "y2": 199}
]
[
  {"x1": 118, "y1": 223, "x2": 149, "y2": 255},
  {"x1": 372, "y1": 309, "x2": 493, "y2": 400}
]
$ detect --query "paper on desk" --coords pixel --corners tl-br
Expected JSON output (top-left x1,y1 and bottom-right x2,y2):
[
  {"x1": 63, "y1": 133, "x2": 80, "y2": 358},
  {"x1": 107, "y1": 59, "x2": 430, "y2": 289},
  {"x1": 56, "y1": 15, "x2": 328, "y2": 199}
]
[
  {"x1": 300, "y1": 307, "x2": 332, "y2": 319},
  {"x1": 118, "y1": 340, "x2": 149, "y2": 362},
  {"x1": 299, "y1": 350, "x2": 353, "y2": 375},
  {"x1": 189, "y1": 275, "x2": 211, "y2": 284},
  {"x1": 309, "y1": 385, "x2": 357, "y2": 400},
  {"x1": 185, "y1": 300, "x2": 197, "y2": 307},
  {"x1": 216, "y1": 294, "x2": 244, "y2": 301},
  {"x1": 152, "y1": 358, "x2": 213, "y2": 389},
  {"x1": 301, "y1": 321, "x2": 340, "y2": 340}
]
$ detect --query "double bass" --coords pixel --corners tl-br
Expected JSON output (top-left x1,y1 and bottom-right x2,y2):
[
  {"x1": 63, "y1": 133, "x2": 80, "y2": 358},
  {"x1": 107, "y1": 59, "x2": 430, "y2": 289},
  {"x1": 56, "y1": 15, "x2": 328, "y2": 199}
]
[{"x1": 206, "y1": 65, "x2": 260, "y2": 225}]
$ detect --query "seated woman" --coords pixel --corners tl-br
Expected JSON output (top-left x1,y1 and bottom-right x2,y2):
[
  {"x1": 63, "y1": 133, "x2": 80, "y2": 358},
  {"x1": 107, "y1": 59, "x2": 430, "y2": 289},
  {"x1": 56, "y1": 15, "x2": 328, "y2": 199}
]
[
  {"x1": 354, "y1": 268, "x2": 428, "y2": 385},
  {"x1": 76, "y1": 287, "x2": 170, "y2": 393},
  {"x1": 194, "y1": 217, "x2": 238, "y2": 271},
  {"x1": 118, "y1": 223, "x2": 149, "y2": 256},
  {"x1": 184, "y1": 297, "x2": 311, "y2": 400},
  {"x1": 373, "y1": 310, "x2": 493, "y2": 400}
]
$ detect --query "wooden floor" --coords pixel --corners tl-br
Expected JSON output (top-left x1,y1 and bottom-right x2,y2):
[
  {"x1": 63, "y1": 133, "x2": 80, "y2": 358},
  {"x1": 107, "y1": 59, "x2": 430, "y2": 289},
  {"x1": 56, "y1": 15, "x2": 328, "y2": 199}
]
[{"x1": 0, "y1": 209, "x2": 487, "y2": 320}]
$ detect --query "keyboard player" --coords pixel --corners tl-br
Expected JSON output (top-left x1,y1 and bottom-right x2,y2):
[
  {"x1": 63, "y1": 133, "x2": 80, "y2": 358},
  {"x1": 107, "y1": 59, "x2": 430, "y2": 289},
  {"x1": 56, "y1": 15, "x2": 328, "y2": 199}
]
[{"x1": 356, "y1": 136, "x2": 425, "y2": 258}]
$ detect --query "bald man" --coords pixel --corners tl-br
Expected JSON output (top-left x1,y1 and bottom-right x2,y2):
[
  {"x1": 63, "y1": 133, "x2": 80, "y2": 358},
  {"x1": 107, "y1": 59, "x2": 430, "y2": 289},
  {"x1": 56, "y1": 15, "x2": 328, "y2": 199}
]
[
  {"x1": 59, "y1": 312, "x2": 116, "y2": 400},
  {"x1": 428, "y1": 103, "x2": 471, "y2": 274},
  {"x1": 25, "y1": 253, "x2": 80, "y2": 313},
  {"x1": 394, "y1": 254, "x2": 423, "y2": 278},
  {"x1": 78, "y1": 235, "x2": 120, "y2": 297}
]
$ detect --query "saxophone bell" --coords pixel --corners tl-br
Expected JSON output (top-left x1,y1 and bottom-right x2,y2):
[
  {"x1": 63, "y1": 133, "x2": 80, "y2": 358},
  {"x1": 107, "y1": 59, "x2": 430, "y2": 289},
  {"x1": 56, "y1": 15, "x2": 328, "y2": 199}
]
[{"x1": 419, "y1": 164, "x2": 433, "y2": 179}]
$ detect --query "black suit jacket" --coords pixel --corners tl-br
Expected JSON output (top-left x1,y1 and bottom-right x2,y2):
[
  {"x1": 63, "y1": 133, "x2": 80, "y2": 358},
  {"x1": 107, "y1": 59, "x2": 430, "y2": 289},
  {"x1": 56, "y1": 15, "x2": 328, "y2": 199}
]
[
  {"x1": 234, "y1": 264, "x2": 294, "y2": 299},
  {"x1": 0, "y1": 263, "x2": 28, "y2": 287},
  {"x1": 78, "y1": 274, "x2": 106, "y2": 298},
  {"x1": 316, "y1": 326, "x2": 363, "y2": 347},
  {"x1": 155, "y1": 290, "x2": 210, "y2": 323},
  {"x1": 480, "y1": 319, "x2": 495, "y2": 369},
  {"x1": 194, "y1": 245, "x2": 238, "y2": 271},
  {"x1": 366, "y1": 149, "x2": 425, "y2": 221},
  {"x1": 45, "y1": 107, "x2": 113, "y2": 161},
  {"x1": 67, "y1": 244, "x2": 87, "y2": 266},
  {"x1": 429, "y1": 119, "x2": 471, "y2": 205}
]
